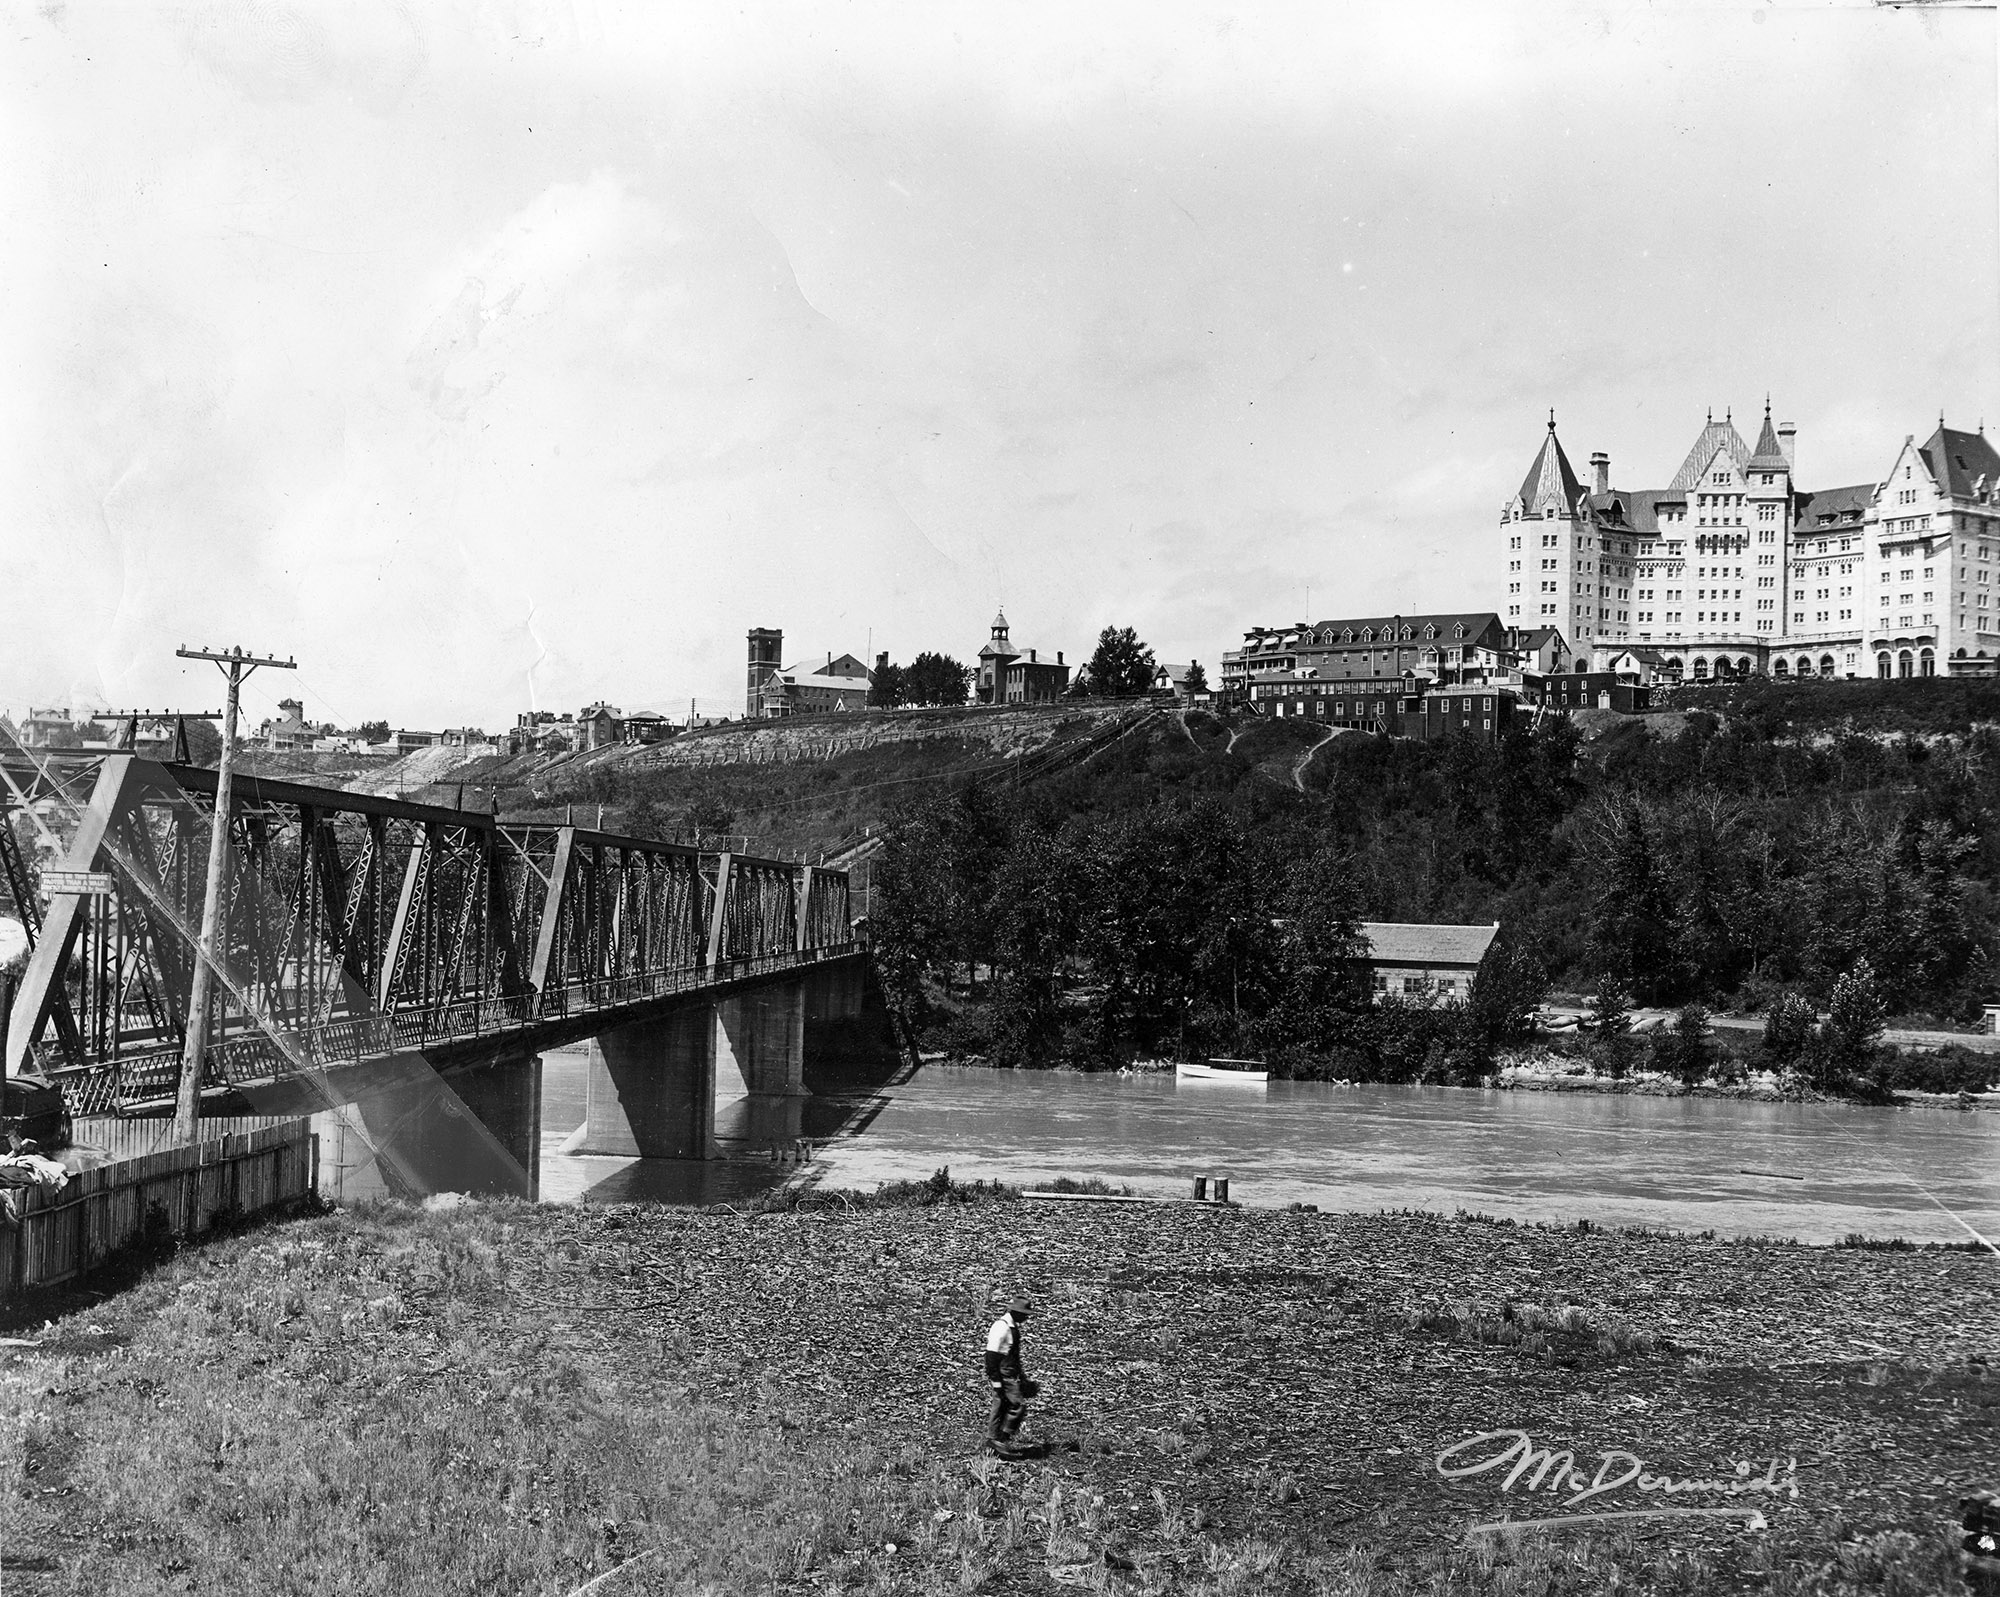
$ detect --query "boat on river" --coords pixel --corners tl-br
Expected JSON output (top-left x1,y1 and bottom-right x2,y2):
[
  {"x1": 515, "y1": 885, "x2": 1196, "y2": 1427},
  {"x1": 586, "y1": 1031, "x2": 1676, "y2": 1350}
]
[{"x1": 1176, "y1": 1058, "x2": 1269, "y2": 1083}]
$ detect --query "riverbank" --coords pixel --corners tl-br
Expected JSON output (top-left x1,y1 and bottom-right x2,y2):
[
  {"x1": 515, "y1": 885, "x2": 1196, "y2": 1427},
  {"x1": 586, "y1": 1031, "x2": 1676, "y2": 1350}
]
[
  {"x1": 1495, "y1": 1056, "x2": 2000, "y2": 1111},
  {"x1": 2, "y1": 1190, "x2": 1992, "y2": 1594},
  {"x1": 937, "y1": 1052, "x2": 2000, "y2": 1112}
]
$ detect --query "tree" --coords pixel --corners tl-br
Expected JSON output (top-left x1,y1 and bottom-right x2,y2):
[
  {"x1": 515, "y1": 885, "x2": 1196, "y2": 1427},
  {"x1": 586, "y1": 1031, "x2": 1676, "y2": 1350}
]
[
  {"x1": 904, "y1": 652, "x2": 970, "y2": 707},
  {"x1": 1759, "y1": 990, "x2": 1817, "y2": 1073},
  {"x1": 1183, "y1": 661, "x2": 1209, "y2": 694},
  {"x1": 1815, "y1": 959, "x2": 1885, "y2": 1088},
  {"x1": 1086, "y1": 626, "x2": 1157, "y2": 698},
  {"x1": 624, "y1": 787, "x2": 675, "y2": 841},
  {"x1": 179, "y1": 718, "x2": 223, "y2": 766},
  {"x1": 1584, "y1": 975, "x2": 1638, "y2": 1079},
  {"x1": 1656, "y1": 1003, "x2": 1712, "y2": 1090},
  {"x1": 678, "y1": 795, "x2": 735, "y2": 848},
  {"x1": 1585, "y1": 797, "x2": 1673, "y2": 1000},
  {"x1": 1461, "y1": 937, "x2": 1550, "y2": 1071},
  {"x1": 350, "y1": 721, "x2": 391, "y2": 745},
  {"x1": 986, "y1": 825, "x2": 1084, "y2": 1066},
  {"x1": 868, "y1": 661, "x2": 906, "y2": 709}
]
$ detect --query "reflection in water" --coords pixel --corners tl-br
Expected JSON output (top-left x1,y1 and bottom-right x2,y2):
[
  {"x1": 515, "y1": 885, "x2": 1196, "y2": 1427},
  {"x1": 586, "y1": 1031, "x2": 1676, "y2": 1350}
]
[{"x1": 538, "y1": 1044, "x2": 910, "y2": 1207}]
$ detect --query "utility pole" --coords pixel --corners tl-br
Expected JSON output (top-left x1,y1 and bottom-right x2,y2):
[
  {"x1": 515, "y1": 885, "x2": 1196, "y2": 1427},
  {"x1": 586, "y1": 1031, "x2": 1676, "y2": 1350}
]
[{"x1": 171, "y1": 645, "x2": 296, "y2": 1144}]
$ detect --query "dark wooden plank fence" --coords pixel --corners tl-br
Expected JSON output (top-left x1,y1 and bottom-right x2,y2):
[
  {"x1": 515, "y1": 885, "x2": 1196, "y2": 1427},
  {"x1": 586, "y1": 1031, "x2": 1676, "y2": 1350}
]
[{"x1": 1, "y1": 1120, "x2": 316, "y2": 1298}]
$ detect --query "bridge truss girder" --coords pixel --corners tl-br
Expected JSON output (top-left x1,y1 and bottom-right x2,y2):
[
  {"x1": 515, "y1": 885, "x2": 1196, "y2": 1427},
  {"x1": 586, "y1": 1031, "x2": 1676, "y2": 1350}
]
[{"x1": 0, "y1": 755, "x2": 853, "y2": 1112}]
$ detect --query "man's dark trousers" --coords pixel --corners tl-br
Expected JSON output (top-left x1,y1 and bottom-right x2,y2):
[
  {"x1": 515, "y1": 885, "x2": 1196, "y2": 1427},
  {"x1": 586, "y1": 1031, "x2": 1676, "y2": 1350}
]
[{"x1": 989, "y1": 1378, "x2": 1027, "y2": 1444}]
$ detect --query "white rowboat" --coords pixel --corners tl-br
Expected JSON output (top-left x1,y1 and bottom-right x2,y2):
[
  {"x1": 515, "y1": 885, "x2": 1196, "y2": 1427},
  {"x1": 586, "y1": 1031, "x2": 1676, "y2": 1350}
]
[{"x1": 1176, "y1": 1058, "x2": 1269, "y2": 1083}]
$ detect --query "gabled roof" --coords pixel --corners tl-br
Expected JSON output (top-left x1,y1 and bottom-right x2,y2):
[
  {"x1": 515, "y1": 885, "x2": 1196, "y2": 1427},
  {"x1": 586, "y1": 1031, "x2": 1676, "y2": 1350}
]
[
  {"x1": 1299, "y1": 612, "x2": 1505, "y2": 644},
  {"x1": 1667, "y1": 417, "x2": 1751, "y2": 492},
  {"x1": 1586, "y1": 487, "x2": 1672, "y2": 539},
  {"x1": 1514, "y1": 421, "x2": 1583, "y2": 516},
  {"x1": 1792, "y1": 483, "x2": 1874, "y2": 531},
  {"x1": 1361, "y1": 921, "x2": 1501, "y2": 969},
  {"x1": 782, "y1": 653, "x2": 871, "y2": 678},
  {"x1": 1918, "y1": 424, "x2": 2000, "y2": 499},
  {"x1": 1746, "y1": 408, "x2": 1789, "y2": 472}
]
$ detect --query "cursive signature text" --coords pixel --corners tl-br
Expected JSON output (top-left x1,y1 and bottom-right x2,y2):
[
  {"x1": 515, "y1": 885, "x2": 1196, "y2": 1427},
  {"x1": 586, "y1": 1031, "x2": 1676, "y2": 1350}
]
[{"x1": 1436, "y1": 1430, "x2": 1799, "y2": 1510}]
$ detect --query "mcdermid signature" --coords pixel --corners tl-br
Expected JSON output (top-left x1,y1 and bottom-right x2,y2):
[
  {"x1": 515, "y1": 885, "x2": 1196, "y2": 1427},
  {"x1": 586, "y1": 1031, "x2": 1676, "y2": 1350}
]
[{"x1": 1437, "y1": 1429, "x2": 1800, "y2": 1513}]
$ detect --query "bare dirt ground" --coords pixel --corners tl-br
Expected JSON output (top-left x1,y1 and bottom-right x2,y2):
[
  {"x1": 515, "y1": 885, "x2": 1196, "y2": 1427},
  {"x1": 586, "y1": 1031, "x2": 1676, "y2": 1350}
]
[{"x1": 2, "y1": 1194, "x2": 1992, "y2": 1593}]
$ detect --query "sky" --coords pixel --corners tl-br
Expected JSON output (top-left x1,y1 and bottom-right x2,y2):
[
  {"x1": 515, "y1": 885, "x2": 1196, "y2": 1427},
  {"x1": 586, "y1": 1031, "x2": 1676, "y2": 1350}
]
[{"x1": 2, "y1": 0, "x2": 1996, "y2": 731}]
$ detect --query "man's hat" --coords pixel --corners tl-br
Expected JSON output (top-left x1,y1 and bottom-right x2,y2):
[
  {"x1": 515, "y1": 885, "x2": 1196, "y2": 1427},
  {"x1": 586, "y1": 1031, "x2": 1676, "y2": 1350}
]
[{"x1": 1009, "y1": 1295, "x2": 1032, "y2": 1317}]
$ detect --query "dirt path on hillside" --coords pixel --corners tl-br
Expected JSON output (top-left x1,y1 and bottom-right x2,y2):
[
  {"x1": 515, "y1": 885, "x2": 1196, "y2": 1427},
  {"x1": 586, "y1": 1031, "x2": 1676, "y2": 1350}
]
[{"x1": 1292, "y1": 726, "x2": 1341, "y2": 790}]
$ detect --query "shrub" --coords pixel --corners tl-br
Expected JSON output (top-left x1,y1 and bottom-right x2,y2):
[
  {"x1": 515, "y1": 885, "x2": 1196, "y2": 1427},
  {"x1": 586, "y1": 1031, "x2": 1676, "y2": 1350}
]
[
  {"x1": 1585, "y1": 976, "x2": 1639, "y2": 1079},
  {"x1": 1760, "y1": 990, "x2": 1817, "y2": 1072},
  {"x1": 1813, "y1": 960, "x2": 1886, "y2": 1090},
  {"x1": 1653, "y1": 1003, "x2": 1712, "y2": 1089}
]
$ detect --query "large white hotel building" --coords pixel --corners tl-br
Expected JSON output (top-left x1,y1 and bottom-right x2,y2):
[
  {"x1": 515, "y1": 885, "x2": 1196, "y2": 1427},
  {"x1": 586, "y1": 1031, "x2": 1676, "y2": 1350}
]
[{"x1": 1502, "y1": 406, "x2": 2000, "y2": 679}]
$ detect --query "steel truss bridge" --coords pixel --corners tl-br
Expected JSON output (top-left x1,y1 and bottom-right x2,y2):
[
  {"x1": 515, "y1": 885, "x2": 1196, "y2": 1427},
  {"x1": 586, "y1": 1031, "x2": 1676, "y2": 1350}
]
[{"x1": 1, "y1": 753, "x2": 855, "y2": 1117}]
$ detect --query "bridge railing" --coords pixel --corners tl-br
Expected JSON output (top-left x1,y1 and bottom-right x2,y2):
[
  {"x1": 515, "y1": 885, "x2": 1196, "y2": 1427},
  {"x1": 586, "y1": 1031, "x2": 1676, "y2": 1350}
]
[{"x1": 45, "y1": 940, "x2": 864, "y2": 1111}]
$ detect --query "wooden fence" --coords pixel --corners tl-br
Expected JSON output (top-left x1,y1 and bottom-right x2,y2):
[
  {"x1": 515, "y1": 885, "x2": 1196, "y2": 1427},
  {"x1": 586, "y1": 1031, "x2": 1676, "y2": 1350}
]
[{"x1": 1, "y1": 1120, "x2": 317, "y2": 1299}]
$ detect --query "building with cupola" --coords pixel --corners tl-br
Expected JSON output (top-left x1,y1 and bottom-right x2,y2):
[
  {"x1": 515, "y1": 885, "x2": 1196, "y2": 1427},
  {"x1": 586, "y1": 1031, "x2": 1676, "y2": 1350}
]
[
  {"x1": 1500, "y1": 406, "x2": 2000, "y2": 679},
  {"x1": 975, "y1": 611, "x2": 1071, "y2": 704}
]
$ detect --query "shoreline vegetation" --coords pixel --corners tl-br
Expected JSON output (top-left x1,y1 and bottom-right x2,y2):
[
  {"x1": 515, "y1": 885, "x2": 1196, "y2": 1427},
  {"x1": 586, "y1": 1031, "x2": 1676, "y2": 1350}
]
[
  {"x1": 3, "y1": 1179, "x2": 1990, "y2": 1595},
  {"x1": 865, "y1": 685, "x2": 2000, "y2": 1112},
  {"x1": 916, "y1": 1049, "x2": 2000, "y2": 1112}
]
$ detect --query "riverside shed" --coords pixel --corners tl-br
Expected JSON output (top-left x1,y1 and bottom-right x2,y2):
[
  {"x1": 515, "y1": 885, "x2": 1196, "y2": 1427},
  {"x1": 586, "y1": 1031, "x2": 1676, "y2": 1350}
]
[{"x1": 1361, "y1": 921, "x2": 1501, "y2": 1002}]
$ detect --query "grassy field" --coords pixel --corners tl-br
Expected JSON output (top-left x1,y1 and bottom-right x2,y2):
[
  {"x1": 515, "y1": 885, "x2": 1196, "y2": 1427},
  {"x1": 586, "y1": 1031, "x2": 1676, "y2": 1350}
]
[{"x1": 1, "y1": 1189, "x2": 1993, "y2": 1595}]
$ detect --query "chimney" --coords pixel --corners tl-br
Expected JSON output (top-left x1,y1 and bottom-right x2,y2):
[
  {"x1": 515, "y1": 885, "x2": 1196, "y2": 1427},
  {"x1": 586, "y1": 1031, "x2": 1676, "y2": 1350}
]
[
  {"x1": 1029, "y1": 648, "x2": 1037, "y2": 662},
  {"x1": 1778, "y1": 422, "x2": 1796, "y2": 469},
  {"x1": 1057, "y1": 650, "x2": 1064, "y2": 665},
  {"x1": 1589, "y1": 451, "x2": 1609, "y2": 494}
]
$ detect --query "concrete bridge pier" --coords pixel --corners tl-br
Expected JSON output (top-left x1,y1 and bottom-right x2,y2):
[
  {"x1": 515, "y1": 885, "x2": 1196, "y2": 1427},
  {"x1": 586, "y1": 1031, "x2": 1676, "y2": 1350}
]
[
  {"x1": 299, "y1": 1050, "x2": 544, "y2": 1202},
  {"x1": 575, "y1": 980, "x2": 816, "y2": 1160},
  {"x1": 575, "y1": 1005, "x2": 719, "y2": 1159}
]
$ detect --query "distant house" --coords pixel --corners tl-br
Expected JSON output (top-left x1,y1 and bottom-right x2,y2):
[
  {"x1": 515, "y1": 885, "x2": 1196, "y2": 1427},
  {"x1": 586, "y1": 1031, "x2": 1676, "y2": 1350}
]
[
  {"x1": 1361, "y1": 921, "x2": 1501, "y2": 1003},
  {"x1": 580, "y1": 702, "x2": 623, "y2": 749},
  {"x1": 20, "y1": 708, "x2": 77, "y2": 749},
  {"x1": 257, "y1": 698, "x2": 314, "y2": 752},
  {"x1": 1503, "y1": 626, "x2": 1572, "y2": 676},
  {"x1": 1151, "y1": 663, "x2": 1200, "y2": 699},
  {"x1": 1593, "y1": 645, "x2": 1669, "y2": 685},
  {"x1": 393, "y1": 729, "x2": 442, "y2": 754}
]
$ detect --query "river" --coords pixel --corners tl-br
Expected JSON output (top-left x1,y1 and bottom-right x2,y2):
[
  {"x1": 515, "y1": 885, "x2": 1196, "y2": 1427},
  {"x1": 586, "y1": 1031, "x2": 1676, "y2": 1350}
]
[{"x1": 541, "y1": 1055, "x2": 2000, "y2": 1244}]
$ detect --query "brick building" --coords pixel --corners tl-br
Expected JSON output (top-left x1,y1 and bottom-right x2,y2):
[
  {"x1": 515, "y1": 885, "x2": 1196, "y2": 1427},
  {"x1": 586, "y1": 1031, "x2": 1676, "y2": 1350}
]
[{"x1": 976, "y1": 611, "x2": 1070, "y2": 704}]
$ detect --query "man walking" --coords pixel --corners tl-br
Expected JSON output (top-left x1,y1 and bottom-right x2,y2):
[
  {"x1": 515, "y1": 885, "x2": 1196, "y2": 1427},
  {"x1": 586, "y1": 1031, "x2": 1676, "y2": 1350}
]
[{"x1": 985, "y1": 1295, "x2": 1038, "y2": 1451}]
